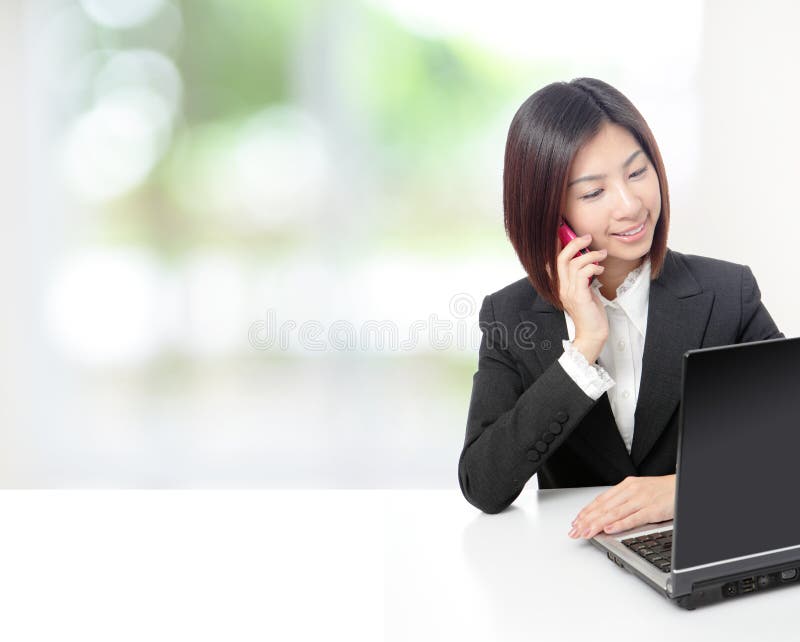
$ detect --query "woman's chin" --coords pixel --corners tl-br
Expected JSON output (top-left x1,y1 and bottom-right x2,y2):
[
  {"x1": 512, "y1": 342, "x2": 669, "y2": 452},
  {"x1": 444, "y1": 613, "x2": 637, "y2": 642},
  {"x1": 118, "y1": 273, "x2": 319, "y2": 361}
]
[
  {"x1": 606, "y1": 245, "x2": 651, "y2": 264},
  {"x1": 608, "y1": 234, "x2": 653, "y2": 256}
]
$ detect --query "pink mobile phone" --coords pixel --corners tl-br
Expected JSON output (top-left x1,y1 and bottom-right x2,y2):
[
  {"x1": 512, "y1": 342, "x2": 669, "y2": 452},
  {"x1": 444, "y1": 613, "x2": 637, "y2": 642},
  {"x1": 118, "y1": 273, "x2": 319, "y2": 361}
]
[{"x1": 557, "y1": 221, "x2": 599, "y2": 285}]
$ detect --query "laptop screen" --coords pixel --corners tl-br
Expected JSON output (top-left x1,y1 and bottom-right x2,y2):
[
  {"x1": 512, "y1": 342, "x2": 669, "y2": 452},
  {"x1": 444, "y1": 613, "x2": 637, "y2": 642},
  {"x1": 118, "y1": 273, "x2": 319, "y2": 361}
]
[{"x1": 672, "y1": 336, "x2": 800, "y2": 571}]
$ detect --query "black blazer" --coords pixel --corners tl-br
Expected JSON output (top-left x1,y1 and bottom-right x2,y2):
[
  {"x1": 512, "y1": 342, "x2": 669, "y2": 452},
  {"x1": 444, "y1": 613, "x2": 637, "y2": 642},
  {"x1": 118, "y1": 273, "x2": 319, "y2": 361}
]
[{"x1": 458, "y1": 248, "x2": 785, "y2": 513}]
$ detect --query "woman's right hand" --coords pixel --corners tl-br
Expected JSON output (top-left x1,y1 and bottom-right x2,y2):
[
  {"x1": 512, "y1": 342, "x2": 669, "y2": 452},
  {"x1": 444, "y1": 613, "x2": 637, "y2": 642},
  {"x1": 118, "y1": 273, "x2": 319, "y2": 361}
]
[{"x1": 556, "y1": 233, "x2": 609, "y2": 363}]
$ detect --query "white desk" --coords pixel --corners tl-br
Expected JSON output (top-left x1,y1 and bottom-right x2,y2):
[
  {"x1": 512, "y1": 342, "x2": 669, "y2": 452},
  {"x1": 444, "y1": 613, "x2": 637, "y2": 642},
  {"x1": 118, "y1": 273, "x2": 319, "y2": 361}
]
[
  {"x1": 383, "y1": 487, "x2": 798, "y2": 641},
  {"x1": 0, "y1": 489, "x2": 795, "y2": 641}
]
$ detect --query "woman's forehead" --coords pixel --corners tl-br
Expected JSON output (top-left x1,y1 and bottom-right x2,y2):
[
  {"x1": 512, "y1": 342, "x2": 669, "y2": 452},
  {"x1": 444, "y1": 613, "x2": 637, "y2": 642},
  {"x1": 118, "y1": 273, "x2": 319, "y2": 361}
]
[
  {"x1": 574, "y1": 123, "x2": 637, "y2": 163},
  {"x1": 569, "y1": 125, "x2": 642, "y2": 181}
]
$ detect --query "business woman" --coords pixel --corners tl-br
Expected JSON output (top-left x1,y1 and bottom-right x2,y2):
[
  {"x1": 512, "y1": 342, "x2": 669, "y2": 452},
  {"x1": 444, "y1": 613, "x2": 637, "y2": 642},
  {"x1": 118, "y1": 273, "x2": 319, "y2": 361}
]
[{"x1": 458, "y1": 78, "x2": 784, "y2": 540}]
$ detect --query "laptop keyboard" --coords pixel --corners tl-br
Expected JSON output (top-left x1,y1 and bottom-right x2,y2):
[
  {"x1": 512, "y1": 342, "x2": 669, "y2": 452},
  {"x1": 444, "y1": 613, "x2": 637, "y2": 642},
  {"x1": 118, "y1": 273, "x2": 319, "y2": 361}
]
[{"x1": 620, "y1": 529, "x2": 673, "y2": 573}]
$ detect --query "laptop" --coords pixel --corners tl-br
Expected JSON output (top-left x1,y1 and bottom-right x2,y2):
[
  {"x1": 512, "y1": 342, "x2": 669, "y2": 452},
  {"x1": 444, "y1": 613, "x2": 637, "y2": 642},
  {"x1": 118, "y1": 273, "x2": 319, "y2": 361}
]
[{"x1": 590, "y1": 335, "x2": 800, "y2": 609}]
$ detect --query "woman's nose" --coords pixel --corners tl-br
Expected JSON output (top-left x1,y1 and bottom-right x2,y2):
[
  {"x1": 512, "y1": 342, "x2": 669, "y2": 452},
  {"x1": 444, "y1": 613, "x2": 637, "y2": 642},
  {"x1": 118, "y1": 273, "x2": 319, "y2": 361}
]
[{"x1": 611, "y1": 182, "x2": 641, "y2": 217}]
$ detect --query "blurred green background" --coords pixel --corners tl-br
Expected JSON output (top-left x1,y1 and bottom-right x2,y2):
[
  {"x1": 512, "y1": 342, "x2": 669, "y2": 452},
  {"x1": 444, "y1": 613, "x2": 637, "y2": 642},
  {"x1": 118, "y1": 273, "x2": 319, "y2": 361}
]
[{"x1": 3, "y1": 0, "x2": 718, "y2": 486}]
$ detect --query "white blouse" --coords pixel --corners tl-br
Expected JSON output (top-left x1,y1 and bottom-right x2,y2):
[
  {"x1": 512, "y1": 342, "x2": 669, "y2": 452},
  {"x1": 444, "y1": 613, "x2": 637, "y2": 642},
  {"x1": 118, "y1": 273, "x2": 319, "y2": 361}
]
[{"x1": 557, "y1": 257, "x2": 651, "y2": 454}]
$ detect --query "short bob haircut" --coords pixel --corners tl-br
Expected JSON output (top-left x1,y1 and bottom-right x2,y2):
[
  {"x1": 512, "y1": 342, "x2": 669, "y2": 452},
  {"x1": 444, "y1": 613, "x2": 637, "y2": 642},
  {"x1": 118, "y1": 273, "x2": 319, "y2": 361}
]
[{"x1": 503, "y1": 77, "x2": 670, "y2": 311}]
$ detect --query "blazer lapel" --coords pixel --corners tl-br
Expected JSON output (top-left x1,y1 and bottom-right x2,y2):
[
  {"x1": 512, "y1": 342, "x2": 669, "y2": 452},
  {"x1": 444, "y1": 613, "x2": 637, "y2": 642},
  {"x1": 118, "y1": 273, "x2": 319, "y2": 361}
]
[
  {"x1": 629, "y1": 250, "x2": 715, "y2": 467},
  {"x1": 517, "y1": 296, "x2": 567, "y2": 375}
]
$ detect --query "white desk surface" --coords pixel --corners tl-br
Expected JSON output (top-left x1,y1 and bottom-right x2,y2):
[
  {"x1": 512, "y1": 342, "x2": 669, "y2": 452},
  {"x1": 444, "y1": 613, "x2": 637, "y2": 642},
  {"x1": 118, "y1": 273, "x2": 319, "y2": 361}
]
[
  {"x1": 384, "y1": 486, "x2": 796, "y2": 641},
  {"x1": 0, "y1": 489, "x2": 795, "y2": 641}
]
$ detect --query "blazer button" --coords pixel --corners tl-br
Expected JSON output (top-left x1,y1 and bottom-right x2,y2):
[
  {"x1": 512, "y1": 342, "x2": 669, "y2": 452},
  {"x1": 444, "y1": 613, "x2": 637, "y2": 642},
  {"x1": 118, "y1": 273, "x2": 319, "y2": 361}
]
[
  {"x1": 555, "y1": 410, "x2": 569, "y2": 423},
  {"x1": 527, "y1": 449, "x2": 541, "y2": 462},
  {"x1": 542, "y1": 432, "x2": 555, "y2": 443},
  {"x1": 548, "y1": 422, "x2": 562, "y2": 435},
  {"x1": 534, "y1": 441, "x2": 548, "y2": 453}
]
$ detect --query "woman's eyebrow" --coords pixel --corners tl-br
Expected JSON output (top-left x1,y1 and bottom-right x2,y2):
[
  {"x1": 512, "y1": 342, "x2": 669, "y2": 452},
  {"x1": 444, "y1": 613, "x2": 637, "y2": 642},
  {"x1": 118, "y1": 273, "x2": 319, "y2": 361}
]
[{"x1": 567, "y1": 149, "x2": 643, "y2": 188}]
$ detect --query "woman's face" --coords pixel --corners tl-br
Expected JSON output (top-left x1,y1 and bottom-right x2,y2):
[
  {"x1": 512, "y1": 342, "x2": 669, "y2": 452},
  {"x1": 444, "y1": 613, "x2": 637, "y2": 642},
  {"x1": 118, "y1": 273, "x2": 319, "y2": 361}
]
[{"x1": 562, "y1": 122, "x2": 661, "y2": 266}]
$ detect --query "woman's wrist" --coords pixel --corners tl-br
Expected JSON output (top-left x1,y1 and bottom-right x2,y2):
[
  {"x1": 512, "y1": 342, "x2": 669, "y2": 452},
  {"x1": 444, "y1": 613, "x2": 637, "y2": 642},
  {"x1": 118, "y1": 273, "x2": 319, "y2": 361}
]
[{"x1": 572, "y1": 336, "x2": 605, "y2": 364}]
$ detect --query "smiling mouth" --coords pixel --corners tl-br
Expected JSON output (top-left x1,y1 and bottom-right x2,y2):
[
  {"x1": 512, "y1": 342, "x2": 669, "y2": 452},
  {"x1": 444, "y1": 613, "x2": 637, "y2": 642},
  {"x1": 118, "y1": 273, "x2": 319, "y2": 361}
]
[{"x1": 612, "y1": 220, "x2": 646, "y2": 237}]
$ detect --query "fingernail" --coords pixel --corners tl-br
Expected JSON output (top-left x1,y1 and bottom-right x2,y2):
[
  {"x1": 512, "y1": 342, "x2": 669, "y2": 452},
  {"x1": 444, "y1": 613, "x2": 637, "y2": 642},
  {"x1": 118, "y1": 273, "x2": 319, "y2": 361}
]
[
  {"x1": 582, "y1": 233, "x2": 591, "y2": 239},
  {"x1": 568, "y1": 527, "x2": 576, "y2": 537}
]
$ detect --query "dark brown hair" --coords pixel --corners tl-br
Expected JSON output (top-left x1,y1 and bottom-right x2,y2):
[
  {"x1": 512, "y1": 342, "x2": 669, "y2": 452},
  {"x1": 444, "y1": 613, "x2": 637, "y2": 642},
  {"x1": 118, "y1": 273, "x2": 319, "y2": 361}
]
[{"x1": 503, "y1": 77, "x2": 670, "y2": 310}]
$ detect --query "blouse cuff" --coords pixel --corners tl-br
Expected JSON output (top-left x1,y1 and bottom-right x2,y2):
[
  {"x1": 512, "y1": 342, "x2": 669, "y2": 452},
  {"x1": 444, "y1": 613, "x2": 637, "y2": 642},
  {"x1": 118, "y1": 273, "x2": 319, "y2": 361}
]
[{"x1": 558, "y1": 339, "x2": 616, "y2": 401}]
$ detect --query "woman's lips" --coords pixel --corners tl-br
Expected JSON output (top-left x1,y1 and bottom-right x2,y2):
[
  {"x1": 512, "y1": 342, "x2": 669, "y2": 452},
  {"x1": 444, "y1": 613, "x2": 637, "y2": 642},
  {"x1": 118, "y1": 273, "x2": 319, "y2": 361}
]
[{"x1": 611, "y1": 219, "x2": 647, "y2": 242}]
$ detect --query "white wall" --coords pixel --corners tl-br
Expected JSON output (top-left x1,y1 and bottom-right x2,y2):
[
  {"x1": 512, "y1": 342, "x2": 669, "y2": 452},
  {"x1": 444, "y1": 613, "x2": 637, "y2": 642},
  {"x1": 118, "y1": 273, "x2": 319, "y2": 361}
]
[{"x1": 682, "y1": 0, "x2": 799, "y2": 337}]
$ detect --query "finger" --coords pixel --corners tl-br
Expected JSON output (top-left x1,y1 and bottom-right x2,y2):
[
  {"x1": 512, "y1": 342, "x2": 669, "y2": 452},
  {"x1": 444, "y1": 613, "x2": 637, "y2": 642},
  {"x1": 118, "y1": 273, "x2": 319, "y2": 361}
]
[
  {"x1": 575, "y1": 504, "x2": 636, "y2": 536},
  {"x1": 563, "y1": 232, "x2": 593, "y2": 253},
  {"x1": 567, "y1": 249, "x2": 607, "y2": 276},
  {"x1": 572, "y1": 482, "x2": 634, "y2": 525},
  {"x1": 570, "y1": 506, "x2": 592, "y2": 535},
  {"x1": 575, "y1": 502, "x2": 624, "y2": 531},
  {"x1": 580, "y1": 501, "x2": 640, "y2": 538},
  {"x1": 602, "y1": 508, "x2": 652, "y2": 535},
  {"x1": 572, "y1": 490, "x2": 609, "y2": 524},
  {"x1": 557, "y1": 249, "x2": 590, "y2": 295},
  {"x1": 573, "y1": 497, "x2": 602, "y2": 525},
  {"x1": 575, "y1": 262, "x2": 605, "y2": 282},
  {"x1": 556, "y1": 234, "x2": 593, "y2": 270},
  {"x1": 569, "y1": 494, "x2": 601, "y2": 526}
]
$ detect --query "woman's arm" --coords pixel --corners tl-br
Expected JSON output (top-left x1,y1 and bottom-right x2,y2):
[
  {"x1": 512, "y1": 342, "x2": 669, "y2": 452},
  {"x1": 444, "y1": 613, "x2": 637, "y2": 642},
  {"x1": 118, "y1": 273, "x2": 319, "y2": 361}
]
[{"x1": 458, "y1": 294, "x2": 599, "y2": 513}]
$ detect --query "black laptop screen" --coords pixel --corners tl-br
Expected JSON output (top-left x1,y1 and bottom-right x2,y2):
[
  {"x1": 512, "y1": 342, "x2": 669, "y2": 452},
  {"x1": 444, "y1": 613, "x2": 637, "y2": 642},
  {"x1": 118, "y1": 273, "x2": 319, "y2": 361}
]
[{"x1": 672, "y1": 337, "x2": 800, "y2": 571}]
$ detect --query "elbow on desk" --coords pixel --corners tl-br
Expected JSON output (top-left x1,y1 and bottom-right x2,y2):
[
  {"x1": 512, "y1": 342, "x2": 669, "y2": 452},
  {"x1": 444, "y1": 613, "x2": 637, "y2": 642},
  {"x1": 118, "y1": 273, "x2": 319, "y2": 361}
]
[{"x1": 458, "y1": 458, "x2": 517, "y2": 515}]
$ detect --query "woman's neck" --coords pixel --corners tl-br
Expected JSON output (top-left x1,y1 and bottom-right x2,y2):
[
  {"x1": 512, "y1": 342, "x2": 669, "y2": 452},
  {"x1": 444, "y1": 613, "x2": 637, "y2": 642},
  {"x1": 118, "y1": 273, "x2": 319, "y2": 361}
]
[{"x1": 598, "y1": 255, "x2": 645, "y2": 301}]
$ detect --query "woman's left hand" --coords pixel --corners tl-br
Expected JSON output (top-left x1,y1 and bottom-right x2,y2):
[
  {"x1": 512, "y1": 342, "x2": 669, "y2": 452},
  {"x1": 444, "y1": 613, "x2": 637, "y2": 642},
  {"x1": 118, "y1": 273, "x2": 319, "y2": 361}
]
[{"x1": 568, "y1": 474, "x2": 676, "y2": 539}]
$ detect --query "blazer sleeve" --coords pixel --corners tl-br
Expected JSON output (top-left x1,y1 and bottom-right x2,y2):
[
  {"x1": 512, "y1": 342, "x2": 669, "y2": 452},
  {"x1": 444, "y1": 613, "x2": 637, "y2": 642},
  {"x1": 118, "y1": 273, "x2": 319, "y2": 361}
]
[
  {"x1": 737, "y1": 265, "x2": 785, "y2": 342},
  {"x1": 458, "y1": 294, "x2": 600, "y2": 514}
]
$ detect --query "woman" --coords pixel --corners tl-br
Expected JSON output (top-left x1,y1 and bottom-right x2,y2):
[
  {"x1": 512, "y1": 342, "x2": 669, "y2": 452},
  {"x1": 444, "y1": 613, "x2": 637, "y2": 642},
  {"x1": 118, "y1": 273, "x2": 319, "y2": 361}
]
[{"x1": 458, "y1": 78, "x2": 784, "y2": 539}]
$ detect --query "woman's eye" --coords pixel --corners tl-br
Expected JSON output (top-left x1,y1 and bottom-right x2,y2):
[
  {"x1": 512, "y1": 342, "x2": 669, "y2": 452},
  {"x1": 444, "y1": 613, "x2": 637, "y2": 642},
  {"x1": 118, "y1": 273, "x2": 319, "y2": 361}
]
[
  {"x1": 581, "y1": 166, "x2": 647, "y2": 200},
  {"x1": 630, "y1": 166, "x2": 647, "y2": 178}
]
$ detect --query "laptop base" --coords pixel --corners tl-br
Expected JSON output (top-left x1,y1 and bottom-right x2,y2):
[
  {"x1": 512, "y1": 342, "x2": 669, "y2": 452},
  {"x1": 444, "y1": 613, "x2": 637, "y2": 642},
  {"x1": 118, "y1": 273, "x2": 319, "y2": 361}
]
[
  {"x1": 673, "y1": 559, "x2": 800, "y2": 610},
  {"x1": 596, "y1": 535, "x2": 800, "y2": 610}
]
